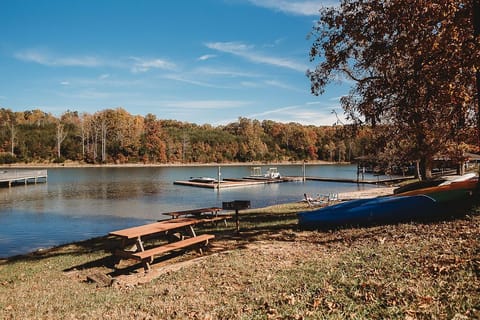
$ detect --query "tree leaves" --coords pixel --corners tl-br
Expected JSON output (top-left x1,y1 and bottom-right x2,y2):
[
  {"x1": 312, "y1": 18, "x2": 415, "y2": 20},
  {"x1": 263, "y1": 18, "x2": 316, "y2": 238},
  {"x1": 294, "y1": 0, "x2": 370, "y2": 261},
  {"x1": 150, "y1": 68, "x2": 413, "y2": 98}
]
[{"x1": 308, "y1": 0, "x2": 479, "y2": 179}]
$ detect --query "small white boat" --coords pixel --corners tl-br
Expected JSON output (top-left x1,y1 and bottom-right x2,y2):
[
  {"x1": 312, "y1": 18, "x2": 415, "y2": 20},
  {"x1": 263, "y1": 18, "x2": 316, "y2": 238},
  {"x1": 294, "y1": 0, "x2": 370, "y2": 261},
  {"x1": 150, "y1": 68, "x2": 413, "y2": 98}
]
[{"x1": 264, "y1": 168, "x2": 281, "y2": 179}]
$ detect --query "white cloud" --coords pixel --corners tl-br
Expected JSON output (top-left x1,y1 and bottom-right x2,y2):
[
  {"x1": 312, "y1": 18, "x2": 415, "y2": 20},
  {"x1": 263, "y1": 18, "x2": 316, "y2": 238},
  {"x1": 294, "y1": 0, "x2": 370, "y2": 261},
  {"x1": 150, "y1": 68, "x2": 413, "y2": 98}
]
[
  {"x1": 60, "y1": 81, "x2": 70, "y2": 86},
  {"x1": 197, "y1": 54, "x2": 217, "y2": 61},
  {"x1": 245, "y1": 101, "x2": 348, "y2": 126},
  {"x1": 15, "y1": 49, "x2": 103, "y2": 67},
  {"x1": 130, "y1": 57, "x2": 176, "y2": 73},
  {"x1": 56, "y1": 89, "x2": 113, "y2": 100},
  {"x1": 205, "y1": 41, "x2": 308, "y2": 72},
  {"x1": 264, "y1": 79, "x2": 302, "y2": 92},
  {"x1": 194, "y1": 67, "x2": 260, "y2": 78},
  {"x1": 99, "y1": 74, "x2": 110, "y2": 80},
  {"x1": 14, "y1": 49, "x2": 177, "y2": 74},
  {"x1": 161, "y1": 99, "x2": 251, "y2": 109},
  {"x1": 240, "y1": 81, "x2": 261, "y2": 88},
  {"x1": 164, "y1": 74, "x2": 233, "y2": 89},
  {"x1": 247, "y1": 0, "x2": 332, "y2": 16}
]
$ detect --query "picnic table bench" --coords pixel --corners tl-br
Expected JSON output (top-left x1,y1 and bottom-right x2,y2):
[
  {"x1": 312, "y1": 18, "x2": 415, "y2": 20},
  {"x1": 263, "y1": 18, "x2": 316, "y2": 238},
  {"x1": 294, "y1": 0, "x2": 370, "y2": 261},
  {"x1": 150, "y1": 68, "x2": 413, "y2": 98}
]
[{"x1": 109, "y1": 218, "x2": 214, "y2": 271}]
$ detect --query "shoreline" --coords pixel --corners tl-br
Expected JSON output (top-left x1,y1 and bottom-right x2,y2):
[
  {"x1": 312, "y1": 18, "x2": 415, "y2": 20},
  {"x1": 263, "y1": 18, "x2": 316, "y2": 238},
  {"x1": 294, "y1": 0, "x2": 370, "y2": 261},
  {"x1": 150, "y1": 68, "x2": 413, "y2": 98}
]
[{"x1": 0, "y1": 159, "x2": 342, "y2": 169}]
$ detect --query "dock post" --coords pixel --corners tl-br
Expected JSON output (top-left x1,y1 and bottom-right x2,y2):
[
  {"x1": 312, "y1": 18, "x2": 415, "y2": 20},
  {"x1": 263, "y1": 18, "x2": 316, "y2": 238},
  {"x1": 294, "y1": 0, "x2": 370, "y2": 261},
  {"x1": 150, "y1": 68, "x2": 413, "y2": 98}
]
[
  {"x1": 303, "y1": 161, "x2": 306, "y2": 182},
  {"x1": 217, "y1": 166, "x2": 221, "y2": 190}
]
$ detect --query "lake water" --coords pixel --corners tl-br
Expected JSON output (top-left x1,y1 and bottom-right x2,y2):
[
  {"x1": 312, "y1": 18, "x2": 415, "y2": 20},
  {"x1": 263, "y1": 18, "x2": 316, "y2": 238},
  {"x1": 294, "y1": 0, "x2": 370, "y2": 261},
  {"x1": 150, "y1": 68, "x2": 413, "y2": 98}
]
[{"x1": 0, "y1": 164, "x2": 383, "y2": 257}]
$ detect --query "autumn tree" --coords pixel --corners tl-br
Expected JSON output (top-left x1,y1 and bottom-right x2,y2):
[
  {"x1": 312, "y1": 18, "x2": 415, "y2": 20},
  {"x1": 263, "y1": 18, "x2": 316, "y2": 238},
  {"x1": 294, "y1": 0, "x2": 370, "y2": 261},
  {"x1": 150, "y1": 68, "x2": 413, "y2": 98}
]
[
  {"x1": 141, "y1": 113, "x2": 167, "y2": 163},
  {"x1": 55, "y1": 122, "x2": 67, "y2": 159},
  {"x1": 308, "y1": 0, "x2": 479, "y2": 179}
]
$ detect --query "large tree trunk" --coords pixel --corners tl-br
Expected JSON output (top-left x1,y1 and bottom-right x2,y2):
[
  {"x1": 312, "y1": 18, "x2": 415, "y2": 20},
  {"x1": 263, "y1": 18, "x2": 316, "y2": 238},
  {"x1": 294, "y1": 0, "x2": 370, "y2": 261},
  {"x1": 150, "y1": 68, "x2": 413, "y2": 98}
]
[{"x1": 419, "y1": 156, "x2": 433, "y2": 180}]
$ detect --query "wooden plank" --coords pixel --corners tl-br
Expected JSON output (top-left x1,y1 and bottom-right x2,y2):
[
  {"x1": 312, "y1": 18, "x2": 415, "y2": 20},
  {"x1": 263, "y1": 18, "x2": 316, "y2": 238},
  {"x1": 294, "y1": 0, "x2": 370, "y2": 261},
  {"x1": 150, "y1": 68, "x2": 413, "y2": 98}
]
[
  {"x1": 132, "y1": 234, "x2": 214, "y2": 260},
  {"x1": 109, "y1": 218, "x2": 200, "y2": 239}
]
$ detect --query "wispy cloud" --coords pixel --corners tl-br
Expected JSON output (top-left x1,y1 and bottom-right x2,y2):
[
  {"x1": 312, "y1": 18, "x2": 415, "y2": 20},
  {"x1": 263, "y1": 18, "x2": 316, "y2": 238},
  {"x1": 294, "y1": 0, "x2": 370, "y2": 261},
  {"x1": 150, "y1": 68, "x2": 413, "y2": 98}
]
[
  {"x1": 15, "y1": 49, "x2": 104, "y2": 67},
  {"x1": 248, "y1": 105, "x2": 299, "y2": 118},
  {"x1": 56, "y1": 89, "x2": 113, "y2": 100},
  {"x1": 247, "y1": 0, "x2": 331, "y2": 16},
  {"x1": 264, "y1": 79, "x2": 302, "y2": 92},
  {"x1": 205, "y1": 41, "x2": 308, "y2": 72},
  {"x1": 161, "y1": 99, "x2": 251, "y2": 109},
  {"x1": 197, "y1": 54, "x2": 217, "y2": 61},
  {"x1": 163, "y1": 74, "x2": 233, "y2": 89},
  {"x1": 14, "y1": 48, "x2": 177, "y2": 74},
  {"x1": 130, "y1": 57, "x2": 176, "y2": 73},
  {"x1": 244, "y1": 101, "x2": 348, "y2": 126},
  {"x1": 193, "y1": 67, "x2": 262, "y2": 80},
  {"x1": 240, "y1": 81, "x2": 262, "y2": 88},
  {"x1": 60, "y1": 81, "x2": 70, "y2": 86}
]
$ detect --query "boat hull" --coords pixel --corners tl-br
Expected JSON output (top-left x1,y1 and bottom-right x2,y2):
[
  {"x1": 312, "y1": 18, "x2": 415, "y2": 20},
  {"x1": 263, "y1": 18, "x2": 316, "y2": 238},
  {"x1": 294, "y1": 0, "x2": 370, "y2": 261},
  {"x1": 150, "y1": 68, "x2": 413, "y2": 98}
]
[{"x1": 297, "y1": 195, "x2": 438, "y2": 229}]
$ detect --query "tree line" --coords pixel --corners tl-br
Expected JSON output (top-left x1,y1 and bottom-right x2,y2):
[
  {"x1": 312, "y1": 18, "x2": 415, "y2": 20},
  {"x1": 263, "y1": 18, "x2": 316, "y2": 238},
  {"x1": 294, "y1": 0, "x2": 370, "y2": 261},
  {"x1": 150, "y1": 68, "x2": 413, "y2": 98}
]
[{"x1": 0, "y1": 107, "x2": 375, "y2": 165}]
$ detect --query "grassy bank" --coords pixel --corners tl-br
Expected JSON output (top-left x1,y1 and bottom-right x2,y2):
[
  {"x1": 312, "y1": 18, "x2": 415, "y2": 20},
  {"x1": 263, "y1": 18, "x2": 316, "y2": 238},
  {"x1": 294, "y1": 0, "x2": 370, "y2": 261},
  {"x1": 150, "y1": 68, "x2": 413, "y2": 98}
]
[{"x1": 0, "y1": 202, "x2": 479, "y2": 319}]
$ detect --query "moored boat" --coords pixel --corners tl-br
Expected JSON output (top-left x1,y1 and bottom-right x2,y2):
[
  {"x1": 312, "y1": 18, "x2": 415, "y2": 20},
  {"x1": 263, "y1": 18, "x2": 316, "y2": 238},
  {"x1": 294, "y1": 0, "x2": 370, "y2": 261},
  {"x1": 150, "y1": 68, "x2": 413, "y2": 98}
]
[{"x1": 264, "y1": 167, "x2": 281, "y2": 179}]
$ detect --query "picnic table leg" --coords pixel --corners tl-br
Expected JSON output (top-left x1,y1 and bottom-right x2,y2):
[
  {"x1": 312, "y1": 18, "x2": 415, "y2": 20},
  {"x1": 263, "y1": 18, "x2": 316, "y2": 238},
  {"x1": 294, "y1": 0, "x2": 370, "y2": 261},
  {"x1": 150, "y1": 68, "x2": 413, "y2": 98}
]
[
  {"x1": 235, "y1": 209, "x2": 239, "y2": 232},
  {"x1": 186, "y1": 225, "x2": 197, "y2": 237},
  {"x1": 142, "y1": 259, "x2": 152, "y2": 272},
  {"x1": 136, "y1": 236, "x2": 145, "y2": 252}
]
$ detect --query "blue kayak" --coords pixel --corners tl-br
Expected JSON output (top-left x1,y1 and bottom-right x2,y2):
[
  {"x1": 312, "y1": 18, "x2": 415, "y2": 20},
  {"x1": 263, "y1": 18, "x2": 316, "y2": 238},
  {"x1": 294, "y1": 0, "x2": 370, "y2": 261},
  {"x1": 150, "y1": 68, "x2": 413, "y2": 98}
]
[{"x1": 297, "y1": 195, "x2": 438, "y2": 229}]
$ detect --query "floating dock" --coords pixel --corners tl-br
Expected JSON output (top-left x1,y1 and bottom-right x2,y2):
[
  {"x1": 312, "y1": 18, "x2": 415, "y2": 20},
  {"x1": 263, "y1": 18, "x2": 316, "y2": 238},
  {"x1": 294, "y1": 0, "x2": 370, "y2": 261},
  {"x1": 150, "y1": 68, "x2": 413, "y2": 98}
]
[
  {"x1": 174, "y1": 176, "x2": 303, "y2": 189},
  {"x1": 306, "y1": 176, "x2": 415, "y2": 185},
  {"x1": 0, "y1": 169, "x2": 48, "y2": 187},
  {"x1": 174, "y1": 175, "x2": 413, "y2": 189}
]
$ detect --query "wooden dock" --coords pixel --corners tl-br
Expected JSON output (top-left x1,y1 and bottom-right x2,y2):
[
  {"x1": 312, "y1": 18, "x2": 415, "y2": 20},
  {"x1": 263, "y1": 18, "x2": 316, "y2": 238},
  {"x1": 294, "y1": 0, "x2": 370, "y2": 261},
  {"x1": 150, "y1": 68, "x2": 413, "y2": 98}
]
[
  {"x1": 0, "y1": 169, "x2": 48, "y2": 187},
  {"x1": 174, "y1": 176, "x2": 304, "y2": 189},
  {"x1": 305, "y1": 176, "x2": 415, "y2": 184},
  {"x1": 174, "y1": 175, "x2": 413, "y2": 189}
]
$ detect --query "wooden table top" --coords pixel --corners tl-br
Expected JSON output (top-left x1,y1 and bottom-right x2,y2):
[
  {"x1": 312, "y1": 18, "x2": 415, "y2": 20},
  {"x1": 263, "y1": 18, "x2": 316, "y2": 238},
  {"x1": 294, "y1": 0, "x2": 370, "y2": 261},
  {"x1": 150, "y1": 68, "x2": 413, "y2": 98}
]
[{"x1": 109, "y1": 218, "x2": 199, "y2": 239}]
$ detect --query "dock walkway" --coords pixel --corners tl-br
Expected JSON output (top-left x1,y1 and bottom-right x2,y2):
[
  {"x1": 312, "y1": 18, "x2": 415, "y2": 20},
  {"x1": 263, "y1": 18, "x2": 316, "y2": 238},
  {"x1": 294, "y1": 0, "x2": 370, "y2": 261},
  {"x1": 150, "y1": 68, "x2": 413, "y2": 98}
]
[
  {"x1": 174, "y1": 175, "x2": 413, "y2": 189},
  {"x1": 174, "y1": 176, "x2": 304, "y2": 189},
  {"x1": 306, "y1": 176, "x2": 415, "y2": 185},
  {"x1": 0, "y1": 169, "x2": 48, "y2": 187}
]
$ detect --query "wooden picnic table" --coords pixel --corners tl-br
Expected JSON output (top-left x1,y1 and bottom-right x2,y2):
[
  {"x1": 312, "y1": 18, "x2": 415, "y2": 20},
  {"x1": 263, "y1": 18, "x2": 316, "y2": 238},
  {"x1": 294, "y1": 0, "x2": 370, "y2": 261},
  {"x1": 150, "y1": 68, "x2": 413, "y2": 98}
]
[{"x1": 109, "y1": 218, "x2": 214, "y2": 271}]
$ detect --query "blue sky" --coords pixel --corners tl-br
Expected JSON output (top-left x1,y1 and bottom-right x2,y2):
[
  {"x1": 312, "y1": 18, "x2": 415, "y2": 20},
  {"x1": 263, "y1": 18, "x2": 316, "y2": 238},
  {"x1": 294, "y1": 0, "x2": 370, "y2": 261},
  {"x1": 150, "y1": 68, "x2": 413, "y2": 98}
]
[{"x1": 0, "y1": 0, "x2": 347, "y2": 126}]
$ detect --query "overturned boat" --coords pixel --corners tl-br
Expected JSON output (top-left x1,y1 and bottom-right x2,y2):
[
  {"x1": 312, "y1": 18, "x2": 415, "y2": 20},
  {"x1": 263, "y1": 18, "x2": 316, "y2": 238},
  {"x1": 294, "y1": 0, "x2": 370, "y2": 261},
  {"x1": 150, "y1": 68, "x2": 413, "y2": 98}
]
[{"x1": 298, "y1": 195, "x2": 439, "y2": 229}]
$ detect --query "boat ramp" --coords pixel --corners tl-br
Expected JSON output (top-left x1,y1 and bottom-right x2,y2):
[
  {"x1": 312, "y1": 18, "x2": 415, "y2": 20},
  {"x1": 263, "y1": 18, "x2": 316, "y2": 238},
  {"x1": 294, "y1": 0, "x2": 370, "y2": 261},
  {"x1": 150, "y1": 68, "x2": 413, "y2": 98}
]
[{"x1": 0, "y1": 169, "x2": 48, "y2": 187}]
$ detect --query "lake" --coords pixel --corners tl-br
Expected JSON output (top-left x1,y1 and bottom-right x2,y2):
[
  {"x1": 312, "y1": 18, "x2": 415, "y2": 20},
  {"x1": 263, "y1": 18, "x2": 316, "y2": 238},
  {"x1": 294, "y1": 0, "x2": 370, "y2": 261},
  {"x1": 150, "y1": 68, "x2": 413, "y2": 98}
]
[{"x1": 0, "y1": 164, "x2": 382, "y2": 257}]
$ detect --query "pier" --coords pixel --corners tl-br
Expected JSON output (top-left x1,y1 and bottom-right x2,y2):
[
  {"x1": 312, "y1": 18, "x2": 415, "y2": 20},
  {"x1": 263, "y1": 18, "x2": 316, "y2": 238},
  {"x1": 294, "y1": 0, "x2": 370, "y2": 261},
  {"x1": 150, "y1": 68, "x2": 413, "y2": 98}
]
[
  {"x1": 306, "y1": 176, "x2": 415, "y2": 185},
  {"x1": 174, "y1": 176, "x2": 304, "y2": 189},
  {"x1": 174, "y1": 175, "x2": 413, "y2": 189},
  {"x1": 0, "y1": 169, "x2": 48, "y2": 187}
]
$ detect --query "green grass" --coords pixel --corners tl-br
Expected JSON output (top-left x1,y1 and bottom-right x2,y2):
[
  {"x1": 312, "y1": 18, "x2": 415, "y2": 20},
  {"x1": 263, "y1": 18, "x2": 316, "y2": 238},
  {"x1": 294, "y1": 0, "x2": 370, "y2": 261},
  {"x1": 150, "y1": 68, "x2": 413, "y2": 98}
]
[{"x1": 0, "y1": 202, "x2": 479, "y2": 319}]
